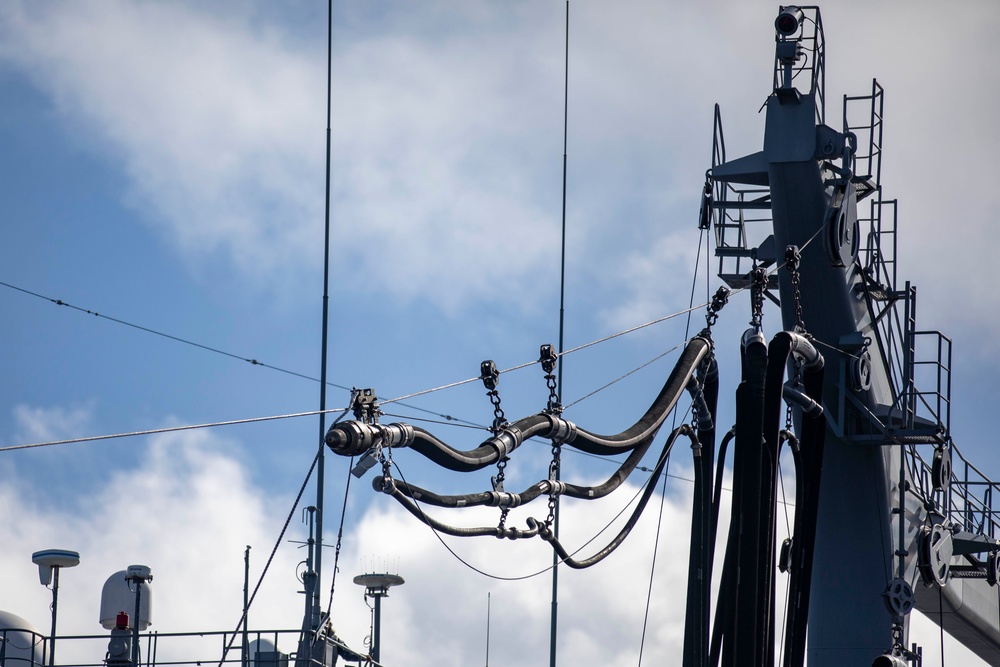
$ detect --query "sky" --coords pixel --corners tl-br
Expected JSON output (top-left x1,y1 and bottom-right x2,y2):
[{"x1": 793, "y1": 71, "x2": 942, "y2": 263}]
[{"x1": 0, "y1": 1, "x2": 999, "y2": 666}]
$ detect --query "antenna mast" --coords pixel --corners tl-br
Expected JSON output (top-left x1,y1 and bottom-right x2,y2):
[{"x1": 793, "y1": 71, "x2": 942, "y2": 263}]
[
  {"x1": 550, "y1": 3, "x2": 570, "y2": 666},
  {"x1": 310, "y1": 0, "x2": 335, "y2": 633}
]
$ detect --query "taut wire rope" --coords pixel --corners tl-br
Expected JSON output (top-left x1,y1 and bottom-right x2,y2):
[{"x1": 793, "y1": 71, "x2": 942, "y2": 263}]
[
  {"x1": 216, "y1": 405, "x2": 350, "y2": 667},
  {"x1": 637, "y1": 224, "x2": 709, "y2": 667}
]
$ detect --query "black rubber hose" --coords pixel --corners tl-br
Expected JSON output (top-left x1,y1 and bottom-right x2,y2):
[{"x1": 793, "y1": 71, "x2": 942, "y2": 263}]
[
  {"x1": 388, "y1": 425, "x2": 662, "y2": 509},
  {"x1": 387, "y1": 478, "x2": 548, "y2": 509},
  {"x1": 535, "y1": 426, "x2": 696, "y2": 569},
  {"x1": 781, "y1": 351, "x2": 826, "y2": 667},
  {"x1": 722, "y1": 331, "x2": 767, "y2": 667},
  {"x1": 372, "y1": 476, "x2": 543, "y2": 540},
  {"x1": 325, "y1": 336, "x2": 712, "y2": 470},
  {"x1": 683, "y1": 353, "x2": 719, "y2": 667},
  {"x1": 568, "y1": 336, "x2": 711, "y2": 455}
]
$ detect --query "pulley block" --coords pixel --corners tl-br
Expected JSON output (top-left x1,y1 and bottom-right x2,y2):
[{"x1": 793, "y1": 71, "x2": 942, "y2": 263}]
[
  {"x1": 988, "y1": 551, "x2": 1000, "y2": 587},
  {"x1": 882, "y1": 578, "x2": 915, "y2": 618},
  {"x1": 823, "y1": 190, "x2": 859, "y2": 268},
  {"x1": 932, "y1": 445, "x2": 952, "y2": 492},
  {"x1": 850, "y1": 348, "x2": 873, "y2": 392},
  {"x1": 778, "y1": 537, "x2": 793, "y2": 573},
  {"x1": 918, "y1": 522, "x2": 954, "y2": 587}
]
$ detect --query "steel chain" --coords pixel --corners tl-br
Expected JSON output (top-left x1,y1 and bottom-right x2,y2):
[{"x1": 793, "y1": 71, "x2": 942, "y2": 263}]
[
  {"x1": 488, "y1": 389, "x2": 507, "y2": 433},
  {"x1": 545, "y1": 374, "x2": 560, "y2": 414},
  {"x1": 786, "y1": 358, "x2": 803, "y2": 431},
  {"x1": 785, "y1": 245, "x2": 806, "y2": 332},
  {"x1": 539, "y1": 344, "x2": 562, "y2": 414},
  {"x1": 546, "y1": 441, "x2": 561, "y2": 527},
  {"x1": 750, "y1": 265, "x2": 767, "y2": 327},
  {"x1": 706, "y1": 286, "x2": 730, "y2": 328}
]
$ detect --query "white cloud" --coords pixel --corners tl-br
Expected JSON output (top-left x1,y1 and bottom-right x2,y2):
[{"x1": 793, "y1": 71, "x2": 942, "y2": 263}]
[
  {"x1": 0, "y1": 406, "x2": 990, "y2": 667},
  {"x1": 12, "y1": 402, "x2": 97, "y2": 444},
  {"x1": 0, "y1": 428, "x2": 305, "y2": 666},
  {"x1": 3, "y1": 0, "x2": 997, "y2": 337},
  {"x1": 0, "y1": 2, "x2": 324, "y2": 293}
]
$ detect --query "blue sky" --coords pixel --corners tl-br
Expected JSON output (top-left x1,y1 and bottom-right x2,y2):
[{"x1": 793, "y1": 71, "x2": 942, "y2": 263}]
[{"x1": 1, "y1": 2, "x2": 999, "y2": 666}]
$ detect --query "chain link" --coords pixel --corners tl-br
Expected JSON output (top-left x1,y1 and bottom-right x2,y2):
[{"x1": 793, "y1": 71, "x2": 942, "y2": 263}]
[
  {"x1": 539, "y1": 344, "x2": 562, "y2": 414},
  {"x1": 480, "y1": 360, "x2": 508, "y2": 434},
  {"x1": 546, "y1": 441, "x2": 561, "y2": 527},
  {"x1": 785, "y1": 245, "x2": 806, "y2": 332},
  {"x1": 706, "y1": 286, "x2": 730, "y2": 328},
  {"x1": 786, "y1": 357, "x2": 803, "y2": 431},
  {"x1": 488, "y1": 390, "x2": 507, "y2": 433},
  {"x1": 750, "y1": 265, "x2": 767, "y2": 328}
]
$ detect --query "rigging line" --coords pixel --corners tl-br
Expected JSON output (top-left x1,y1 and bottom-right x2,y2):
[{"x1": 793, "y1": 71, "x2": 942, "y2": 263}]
[
  {"x1": 379, "y1": 413, "x2": 489, "y2": 430},
  {"x1": 379, "y1": 301, "x2": 708, "y2": 408},
  {"x1": 637, "y1": 227, "x2": 706, "y2": 664},
  {"x1": 560, "y1": 303, "x2": 707, "y2": 357},
  {"x1": 721, "y1": 219, "x2": 828, "y2": 304},
  {"x1": 777, "y1": 457, "x2": 792, "y2": 667},
  {"x1": 939, "y1": 584, "x2": 946, "y2": 666},
  {"x1": 636, "y1": 422, "x2": 674, "y2": 667},
  {"x1": 0, "y1": 407, "x2": 350, "y2": 453},
  {"x1": 561, "y1": 340, "x2": 688, "y2": 411},
  {"x1": 216, "y1": 404, "x2": 347, "y2": 667},
  {"x1": 0, "y1": 279, "x2": 334, "y2": 385},
  {"x1": 321, "y1": 452, "x2": 356, "y2": 631},
  {"x1": 0, "y1": 278, "x2": 479, "y2": 428},
  {"x1": 218, "y1": 452, "x2": 317, "y2": 667}
]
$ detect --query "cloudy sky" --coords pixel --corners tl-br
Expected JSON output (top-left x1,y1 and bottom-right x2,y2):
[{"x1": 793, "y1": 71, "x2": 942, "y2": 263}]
[{"x1": 1, "y1": 1, "x2": 998, "y2": 666}]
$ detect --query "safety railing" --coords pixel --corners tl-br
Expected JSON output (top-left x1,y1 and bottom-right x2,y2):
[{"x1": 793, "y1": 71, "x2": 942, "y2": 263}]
[
  {"x1": 843, "y1": 79, "x2": 884, "y2": 200},
  {"x1": 772, "y1": 5, "x2": 826, "y2": 125},
  {"x1": 0, "y1": 628, "x2": 368, "y2": 667},
  {"x1": 907, "y1": 442, "x2": 1000, "y2": 542}
]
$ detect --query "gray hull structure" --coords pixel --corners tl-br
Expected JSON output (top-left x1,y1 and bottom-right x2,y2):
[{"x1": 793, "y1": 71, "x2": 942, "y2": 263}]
[{"x1": 709, "y1": 6, "x2": 1000, "y2": 666}]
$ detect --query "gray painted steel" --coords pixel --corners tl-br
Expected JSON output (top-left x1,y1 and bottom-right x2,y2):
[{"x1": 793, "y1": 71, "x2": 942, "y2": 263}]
[{"x1": 710, "y1": 6, "x2": 1000, "y2": 665}]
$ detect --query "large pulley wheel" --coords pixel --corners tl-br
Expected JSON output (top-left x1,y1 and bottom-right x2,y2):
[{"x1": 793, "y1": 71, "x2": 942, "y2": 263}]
[
  {"x1": 918, "y1": 523, "x2": 953, "y2": 587},
  {"x1": 824, "y1": 198, "x2": 859, "y2": 268},
  {"x1": 850, "y1": 348, "x2": 873, "y2": 392},
  {"x1": 932, "y1": 446, "x2": 952, "y2": 492},
  {"x1": 989, "y1": 551, "x2": 1000, "y2": 587},
  {"x1": 882, "y1": 578, "x2": 915, "y2": 617}
]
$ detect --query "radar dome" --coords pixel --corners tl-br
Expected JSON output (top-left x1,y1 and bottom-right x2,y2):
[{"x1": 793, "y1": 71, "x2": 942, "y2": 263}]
[
  {"x1": 0, "y1": 610, "x2": 45, "y2": 667},
  {"x1": 100, "y1": 570, "x2": 152, "y2": 630},
  {"x1": 249, "y1": 638, "x2": 281, "y2": 667}
]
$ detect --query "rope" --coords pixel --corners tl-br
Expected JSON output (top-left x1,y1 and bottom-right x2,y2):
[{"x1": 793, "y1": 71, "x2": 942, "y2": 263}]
[
  {"x1": 562, "y1": 341, "x2": 688, "y2": 410},
  {"x1": 939, "y1": 584, "x2": 946, "y2": 666},
  {"x1": 379, "y1": 300, "x2": 710, "y2": 408},
  {"x1": 216, "y1": 407, "x2": 352, "y2": 667},
  {"x1": 320, "y1": 452, "x2": 356, "y2": 640},
  {"x1": 0, "y1": 407, "x2": 350, "y2": 452},
  {"x1": 777, "y1": 458, "x2": 792, "y2": 667},
  {"x1": 636, "y1": 437, "x2": 672, "y2": 667},
  {"x1": 639, "y1": 226, "x2": 707, "y2": 667},
  {"x1": 218, "y1": 451, "x2": 318, "y2": 667},
  {"x1": 0, "y1": 279, "x2": 480, "y2": 428}
]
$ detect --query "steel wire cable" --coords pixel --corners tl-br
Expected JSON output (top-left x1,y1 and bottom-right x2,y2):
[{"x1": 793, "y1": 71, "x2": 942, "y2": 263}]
[
  {"x1": 215, "y1": 404, "x2": 352, "y2": 667},
  {"x1": 0, "y1": 407, "x2": 350, "y2": 452},
  {"x1": 0, "y1": 279, "x2": 479, "y2": 427},
  {"x1": 638, "y1": 226, "x2": 707, "y2": 667}
]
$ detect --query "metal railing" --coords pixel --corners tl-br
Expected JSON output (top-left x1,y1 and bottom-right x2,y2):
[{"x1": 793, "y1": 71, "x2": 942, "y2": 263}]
[
  {"x1": 771, "y1": 5, "x2": 826, "y2": 125},
  {"x1": 0, "y1": 628, "x2": 375, "y2": 667}
]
